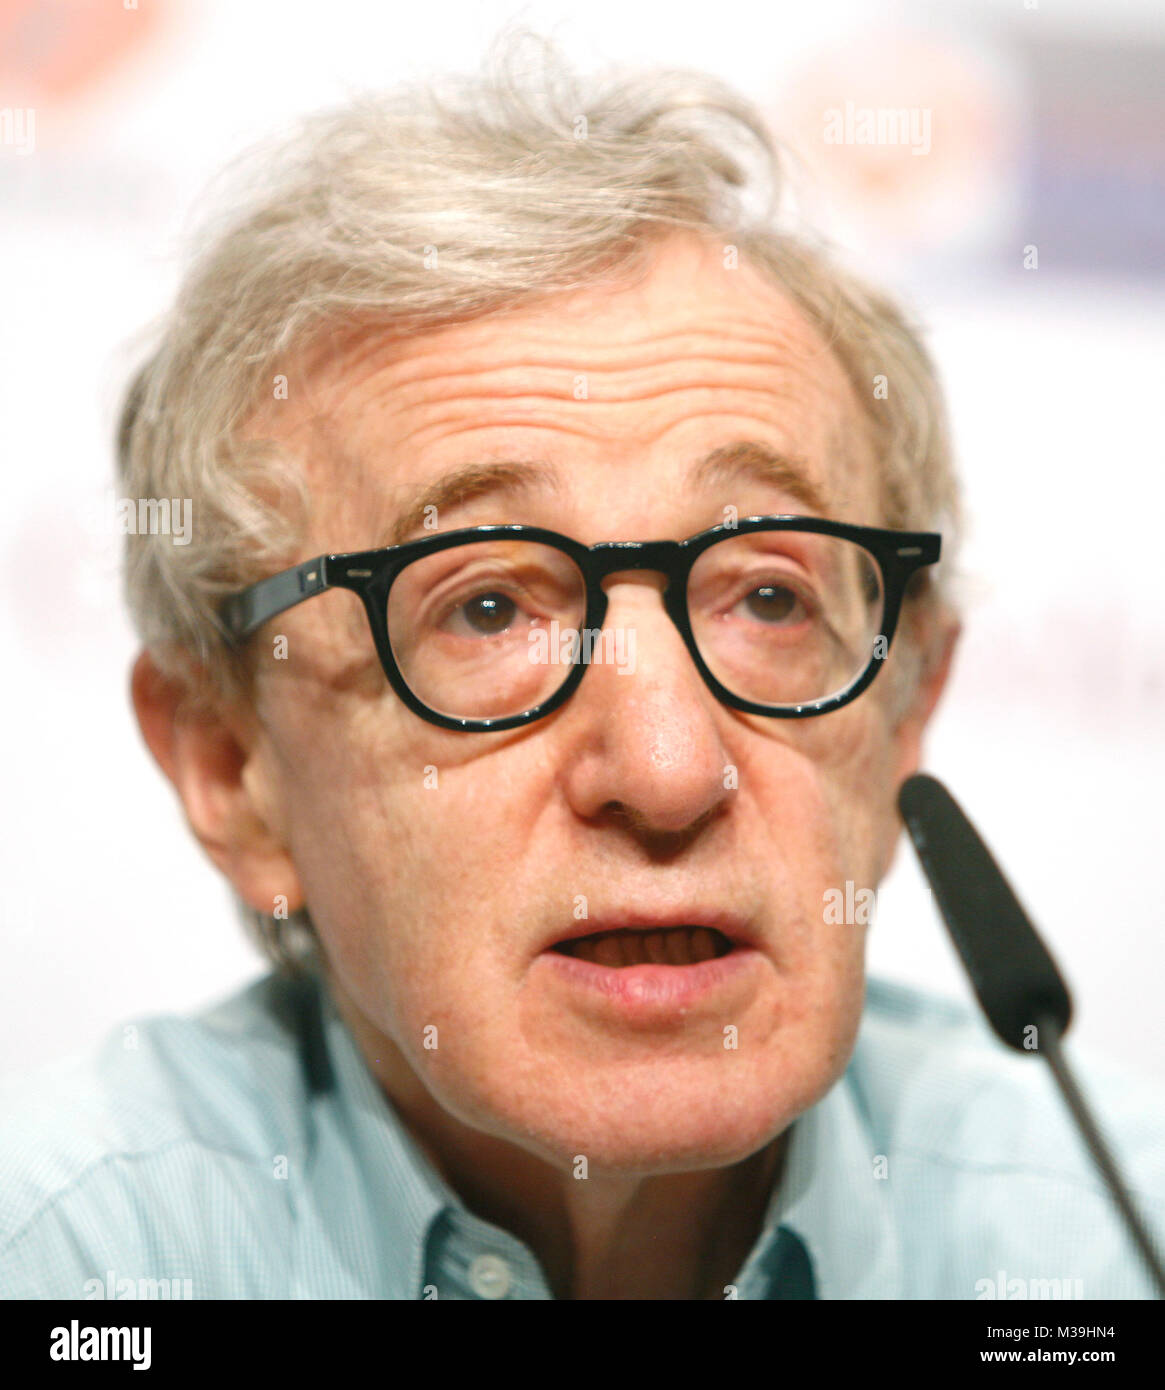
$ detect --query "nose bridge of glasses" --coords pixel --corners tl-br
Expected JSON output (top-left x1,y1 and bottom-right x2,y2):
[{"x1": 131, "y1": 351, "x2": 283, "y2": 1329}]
[
  {"x1": 585, "y1": 542, "x2": 691, "y2": 655},
  {"x1": 588, "y1": 539, "x2": 683, "y2": 591}
]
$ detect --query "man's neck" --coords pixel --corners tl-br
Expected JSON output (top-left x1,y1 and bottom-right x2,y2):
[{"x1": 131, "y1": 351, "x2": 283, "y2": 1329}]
[{"x1": 330, "y1": 977, "x2": 788, "y2": 1300}]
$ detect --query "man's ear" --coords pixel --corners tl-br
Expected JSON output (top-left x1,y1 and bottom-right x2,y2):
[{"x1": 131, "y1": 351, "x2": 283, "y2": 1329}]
[
  {"x1": 130, "y1": 650, "x2": 306, "y2": 917},
  {"x1": 890, "y1": 606, "x2": 962, "y2": 786}
]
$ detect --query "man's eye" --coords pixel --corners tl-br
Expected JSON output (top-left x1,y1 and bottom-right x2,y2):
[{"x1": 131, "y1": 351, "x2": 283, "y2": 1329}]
[
  {"x1": 456, "y1": 591, "x2": 518, "y2": 634},
  {"x1": 738, "y1": 584, "x2": 805, "y2": 625}
]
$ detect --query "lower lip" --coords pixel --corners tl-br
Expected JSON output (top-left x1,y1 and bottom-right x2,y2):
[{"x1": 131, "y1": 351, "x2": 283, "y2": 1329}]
[{"x1": 535, "y1": 944, "x2": 765, "y2": 1021}]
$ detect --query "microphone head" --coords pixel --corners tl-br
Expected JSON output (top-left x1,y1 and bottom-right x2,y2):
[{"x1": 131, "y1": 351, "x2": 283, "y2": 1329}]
[{"x1": 898, "y1": 773, "x2": 1072, "y2": 1052}]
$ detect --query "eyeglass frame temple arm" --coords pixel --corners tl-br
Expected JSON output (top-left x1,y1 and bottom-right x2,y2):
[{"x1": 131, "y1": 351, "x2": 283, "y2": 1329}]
[{"x1": 220, "y1": 556, "x2": 335, "y2": 643}]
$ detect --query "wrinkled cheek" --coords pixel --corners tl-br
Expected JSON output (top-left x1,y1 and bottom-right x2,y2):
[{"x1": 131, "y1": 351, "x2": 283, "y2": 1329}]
[
  {"x1": 788, "y1": 907, "x2": 867, "y2": 1023},
  {"x1": 809, "y1": 710, "x2": 899, "y2": 884},
  {"x1": 396, "y1": 977, "x2": 554, "y2": 1138}
]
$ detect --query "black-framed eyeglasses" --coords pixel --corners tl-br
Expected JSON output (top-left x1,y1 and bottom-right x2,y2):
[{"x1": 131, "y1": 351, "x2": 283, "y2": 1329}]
[{"x1": 219, "y1": 516, "x2": 941, "y2": 732}]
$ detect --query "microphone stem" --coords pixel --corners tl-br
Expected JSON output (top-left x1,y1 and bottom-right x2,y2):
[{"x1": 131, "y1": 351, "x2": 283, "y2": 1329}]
[{"x1": 1036, "y1": 1014, "x2": 1165, "y2": 1299}]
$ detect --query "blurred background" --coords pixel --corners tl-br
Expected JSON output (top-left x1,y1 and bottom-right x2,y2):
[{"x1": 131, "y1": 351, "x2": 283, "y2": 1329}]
[{"x1": 1, "y1": 0, "x2": 1162, "y2": 1080}]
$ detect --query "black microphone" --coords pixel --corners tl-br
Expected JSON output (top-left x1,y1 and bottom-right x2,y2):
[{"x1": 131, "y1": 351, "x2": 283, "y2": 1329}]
[{"x1": 899, "y1": 771, "x2": 1165, "y2": 1299}]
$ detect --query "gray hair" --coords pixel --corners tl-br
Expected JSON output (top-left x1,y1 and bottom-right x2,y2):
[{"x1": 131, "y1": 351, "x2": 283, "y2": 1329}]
[{"x1": 117, "y1": 32, "x2": 961, "y2": 973}]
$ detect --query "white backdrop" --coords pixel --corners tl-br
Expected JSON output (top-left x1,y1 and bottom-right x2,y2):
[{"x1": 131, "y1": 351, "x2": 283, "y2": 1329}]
[{"x1": 1, "y1": 0, "x2": 1162, "y2": 1084}]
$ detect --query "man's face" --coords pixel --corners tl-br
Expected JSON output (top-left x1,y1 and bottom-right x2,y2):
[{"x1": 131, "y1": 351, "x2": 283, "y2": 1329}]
[{"x1": 236, "y1": 233, "x2": 938, "y2": 1172}]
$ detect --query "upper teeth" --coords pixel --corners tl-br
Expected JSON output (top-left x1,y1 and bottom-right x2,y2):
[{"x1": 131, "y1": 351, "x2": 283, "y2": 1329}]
[{"x1": 563, "y1": 927, "x2": 725, "y2": 967}]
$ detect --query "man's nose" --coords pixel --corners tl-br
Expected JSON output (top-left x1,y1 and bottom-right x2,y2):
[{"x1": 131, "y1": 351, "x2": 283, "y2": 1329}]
[{"x1": 555, "y1": 575, "x2": 734, "y2": 839}]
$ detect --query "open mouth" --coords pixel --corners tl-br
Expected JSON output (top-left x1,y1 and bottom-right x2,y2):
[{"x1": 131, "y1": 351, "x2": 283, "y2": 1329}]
[{"x1": 551, "y1": 926, "x2": 735, "y2": 968}]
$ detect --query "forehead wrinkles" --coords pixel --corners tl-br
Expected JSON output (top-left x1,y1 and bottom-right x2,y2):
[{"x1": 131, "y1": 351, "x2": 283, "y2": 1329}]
[
  {"x1": 321, "y1": 320, "x2": 863, "y2": 472},
  {"x1": 333, "y1": 306, "x2": 851, "y2": 406},
  {"x1": 332, "y1": 314, "x2": 875, "y2": 519},
  {"x1": 292, "y1": 236, "x2": 855, "y2": 417},
  {"x1": 266, "y1": 271, "x2": 879, "y2": 537}
]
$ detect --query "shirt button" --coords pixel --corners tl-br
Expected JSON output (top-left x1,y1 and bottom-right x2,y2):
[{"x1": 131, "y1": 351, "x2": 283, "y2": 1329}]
[{"x1": 468, "y1": 1253, "x2": 512, "y2": 1300}]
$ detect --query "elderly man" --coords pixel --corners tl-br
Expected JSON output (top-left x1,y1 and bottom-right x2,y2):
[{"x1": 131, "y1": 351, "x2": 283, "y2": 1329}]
[{"x1": 2, "y1": 44, "x2": 1160, "y2": 1303}]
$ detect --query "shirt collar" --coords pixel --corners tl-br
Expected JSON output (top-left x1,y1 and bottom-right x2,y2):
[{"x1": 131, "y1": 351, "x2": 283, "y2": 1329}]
[
  {"x1": 763, "y1": 1061, "x2": 903, "y2": 1299},
  {"x1": 314, "y1": 979, "x2": 460, "y2": 1299}
]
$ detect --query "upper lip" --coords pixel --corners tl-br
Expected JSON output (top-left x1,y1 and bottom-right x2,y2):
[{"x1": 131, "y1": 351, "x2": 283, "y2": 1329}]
[{"x1": 542, "y1": 909, "x2": 758, "y2": 954}]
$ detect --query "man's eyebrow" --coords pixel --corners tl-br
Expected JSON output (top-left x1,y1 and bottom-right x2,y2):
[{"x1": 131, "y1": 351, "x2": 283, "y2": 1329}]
[
  {"x1": 377, "y1": 441, "x2": 828, "y2": 548},
  {"x1": 382, "y1": 459, "x2": 564, "y2": 546},
  {"x1": 689, "y1": 440, "x2": 831, "y2": 517}
]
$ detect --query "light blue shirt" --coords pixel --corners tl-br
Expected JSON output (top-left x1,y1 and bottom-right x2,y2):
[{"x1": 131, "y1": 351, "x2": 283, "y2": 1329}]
[{"x1": 1, "y1": 970, "x2": 1161, "y2": 1299}]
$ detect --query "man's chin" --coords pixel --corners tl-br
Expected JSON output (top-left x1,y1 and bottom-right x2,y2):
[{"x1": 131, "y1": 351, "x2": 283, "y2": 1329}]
[{"x1": 436, "y1": 1063, "x2": 829, "y2": 1176}]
